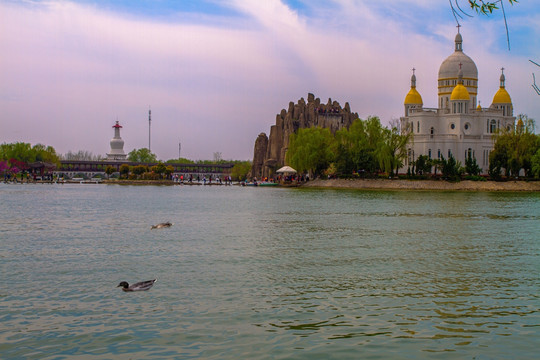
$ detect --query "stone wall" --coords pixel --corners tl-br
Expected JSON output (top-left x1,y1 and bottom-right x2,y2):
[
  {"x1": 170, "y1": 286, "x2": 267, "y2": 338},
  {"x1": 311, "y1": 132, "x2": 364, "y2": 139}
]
[{"x1": 250, "y1": 93, "x2": 359, "y2": 179}]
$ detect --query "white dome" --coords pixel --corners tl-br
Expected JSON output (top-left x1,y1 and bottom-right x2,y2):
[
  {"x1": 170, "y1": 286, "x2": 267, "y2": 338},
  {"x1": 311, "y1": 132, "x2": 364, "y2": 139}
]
[
  {"x1": 438, "y1": 33, "x2": 477, "y2": 80},
  {"x1": 438, "y1": 52, "x2": 478, "y2": 80}
]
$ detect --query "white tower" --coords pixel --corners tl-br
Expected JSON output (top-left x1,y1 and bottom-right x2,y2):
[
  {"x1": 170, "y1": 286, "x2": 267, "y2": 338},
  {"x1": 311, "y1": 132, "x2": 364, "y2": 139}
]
[{"x1": 107, "y1": 121, "x2": 127, "y2": 161}]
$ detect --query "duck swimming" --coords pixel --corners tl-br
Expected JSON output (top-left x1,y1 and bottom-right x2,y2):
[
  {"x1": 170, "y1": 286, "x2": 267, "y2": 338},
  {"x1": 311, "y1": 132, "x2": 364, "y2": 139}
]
[
  {"x1": 117, "y1": 279, "x2": 157, "y2": 292},
  {"x1": 151, "y1": 222, "x2": 172, "y2": 229}
]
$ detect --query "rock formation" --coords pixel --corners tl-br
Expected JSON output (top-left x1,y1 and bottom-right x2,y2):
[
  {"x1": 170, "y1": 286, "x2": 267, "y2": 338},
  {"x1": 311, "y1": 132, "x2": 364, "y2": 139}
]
[{"x1": 250, "y1": 93, "x2": 359, "y2": 179}]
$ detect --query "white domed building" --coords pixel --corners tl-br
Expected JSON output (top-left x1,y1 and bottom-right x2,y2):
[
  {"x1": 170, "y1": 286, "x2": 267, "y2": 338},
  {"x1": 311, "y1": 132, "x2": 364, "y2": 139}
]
[
  {"x1": 107, "y1": 121, "x2": 127, "y2": 161},
  {"x1": 400, "y1": 31, "x2": 515, "y2": 174}
]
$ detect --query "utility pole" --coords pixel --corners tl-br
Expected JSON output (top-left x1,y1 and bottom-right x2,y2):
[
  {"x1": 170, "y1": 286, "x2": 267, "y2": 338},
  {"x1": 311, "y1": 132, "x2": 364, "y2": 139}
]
[
  {"x1": 148, "y1": 107, "x2": 152, "y2": 151},
  {"x1": 178, "y1": 141, "x2": 181, "y2": 159}
]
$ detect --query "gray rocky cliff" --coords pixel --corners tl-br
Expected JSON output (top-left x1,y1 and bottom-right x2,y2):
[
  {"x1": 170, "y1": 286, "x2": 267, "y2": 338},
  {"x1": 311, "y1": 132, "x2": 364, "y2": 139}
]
[{"x1": 250, "y1": 93, "x2": 359, "y2": 179}]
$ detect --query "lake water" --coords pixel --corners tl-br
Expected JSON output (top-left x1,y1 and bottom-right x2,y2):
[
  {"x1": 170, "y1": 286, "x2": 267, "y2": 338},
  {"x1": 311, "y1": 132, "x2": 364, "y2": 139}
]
[{"x1": 0, "y1": 183, "x2": 539, "y2": 359}]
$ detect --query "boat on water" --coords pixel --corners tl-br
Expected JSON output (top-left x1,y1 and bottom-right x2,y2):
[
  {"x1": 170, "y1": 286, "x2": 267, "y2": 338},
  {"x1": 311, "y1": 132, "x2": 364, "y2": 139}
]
[
  {"x1": 241, "y1": 181, "x2": 279, "y2": 187},
  {"x1": 258, "y1": 182, "x2": 279, "y2": 187}
]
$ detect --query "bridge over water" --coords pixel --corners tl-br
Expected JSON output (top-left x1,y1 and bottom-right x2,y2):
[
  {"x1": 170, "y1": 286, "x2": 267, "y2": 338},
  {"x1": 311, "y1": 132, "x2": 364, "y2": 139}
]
[{"x1": 55, "y1": 160, "x2": 234, "y2": 178}]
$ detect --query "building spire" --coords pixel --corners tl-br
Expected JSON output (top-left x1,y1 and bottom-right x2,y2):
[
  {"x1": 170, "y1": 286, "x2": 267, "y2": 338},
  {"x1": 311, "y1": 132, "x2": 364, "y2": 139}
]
[
  {"x1": 455, "y1": 29, "x2": 463, "y2": 52},
  {"x1": 458, "y1": 62, "x2": 464, "y2": 84}
]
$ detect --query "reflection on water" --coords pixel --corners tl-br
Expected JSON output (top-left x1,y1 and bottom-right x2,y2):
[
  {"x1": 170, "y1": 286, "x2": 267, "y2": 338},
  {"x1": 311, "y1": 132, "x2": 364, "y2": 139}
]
[{"x1": 0, "y1": 184, "x2": 539, "y2": 359}]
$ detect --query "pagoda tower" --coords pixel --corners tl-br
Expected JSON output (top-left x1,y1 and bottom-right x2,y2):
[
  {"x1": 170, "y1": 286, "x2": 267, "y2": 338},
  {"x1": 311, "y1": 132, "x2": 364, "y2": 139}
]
[{"x1": 107, "y1": 121, "x2": 127, "y2": 161}]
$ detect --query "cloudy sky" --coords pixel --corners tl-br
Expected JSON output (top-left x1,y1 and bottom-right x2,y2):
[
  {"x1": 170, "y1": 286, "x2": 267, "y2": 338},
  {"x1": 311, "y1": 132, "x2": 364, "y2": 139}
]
[{"x1": 1, "y1": 0, "x2": 539, "y2": 161}]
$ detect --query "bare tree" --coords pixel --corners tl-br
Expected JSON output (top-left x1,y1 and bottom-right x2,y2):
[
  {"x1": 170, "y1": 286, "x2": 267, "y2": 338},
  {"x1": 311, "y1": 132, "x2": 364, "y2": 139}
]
[{"x1": 449, "y1": 0, "x2": 518, "y2": 50}]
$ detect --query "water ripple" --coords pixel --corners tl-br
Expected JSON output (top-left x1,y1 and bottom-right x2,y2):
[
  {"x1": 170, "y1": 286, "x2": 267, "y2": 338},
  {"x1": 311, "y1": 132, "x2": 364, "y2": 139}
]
[{"x1": 0, "y1": 184, "x2": 539, "y2": 359}]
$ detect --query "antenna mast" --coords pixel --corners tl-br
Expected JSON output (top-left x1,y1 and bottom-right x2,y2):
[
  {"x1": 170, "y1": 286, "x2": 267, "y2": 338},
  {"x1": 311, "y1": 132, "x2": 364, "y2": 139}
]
[{"x1": 148, "y1": 107, "x2": 151, "y2": 151}]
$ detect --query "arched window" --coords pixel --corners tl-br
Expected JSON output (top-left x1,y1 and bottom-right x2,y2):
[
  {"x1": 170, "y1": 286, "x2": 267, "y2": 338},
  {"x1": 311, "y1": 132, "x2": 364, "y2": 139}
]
[{"x1": 490, "y1": 119, "x2": 497, "y2": 133}]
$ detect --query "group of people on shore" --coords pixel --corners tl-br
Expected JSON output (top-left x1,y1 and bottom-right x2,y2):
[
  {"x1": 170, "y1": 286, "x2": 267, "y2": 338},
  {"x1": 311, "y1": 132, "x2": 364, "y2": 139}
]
[
  {"x1": 172, "y1": 174, "x2": 234, "y2": 185},
  {"x1": 3, "y1": 172, "x2": 57, "y2": 183}
]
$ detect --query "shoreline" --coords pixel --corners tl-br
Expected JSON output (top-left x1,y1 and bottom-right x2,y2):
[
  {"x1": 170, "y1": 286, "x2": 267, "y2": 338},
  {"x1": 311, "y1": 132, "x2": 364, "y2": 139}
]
[
  {"x1": 301, "y1": 178, "x2": 540, "y2": 192},
  {"x1": 5, "y1": 178, "x2": 540, "y2": 192}
]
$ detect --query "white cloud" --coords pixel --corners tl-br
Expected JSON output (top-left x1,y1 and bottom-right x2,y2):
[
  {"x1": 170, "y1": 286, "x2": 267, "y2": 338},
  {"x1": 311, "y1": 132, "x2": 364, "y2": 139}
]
[{"x1": 0, "y1": 0, "x2": 538, "y2": 161}]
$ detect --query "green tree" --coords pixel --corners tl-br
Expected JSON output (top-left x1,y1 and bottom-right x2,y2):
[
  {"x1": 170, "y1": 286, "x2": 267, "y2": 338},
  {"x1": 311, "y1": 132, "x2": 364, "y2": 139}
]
[
  {"x1": 151, "y1": 162, "x2": 167, "y2": 178},
  {"x1": 33, "y1": 144, "x2": 60, "y2": 165},
  {"x1": 166, "y1": 157, "x2": 194, "y2": 164},
  {"x1": 0, "y1": 142, "x2": 60, "y2": 168},
  {"x1": 128, "y1": 148, "x2": 157, "y2": 163},
  {"x1": 231, "y1": 161, "x2": 251, "y2": 181},
  {"x1": 286, "y1": 127, "x2": 335, "y2": 177},
  {"x1": 165, "y1": 165, "x2": 174, "y2": 178},
  {"x1": 466, "y1": 0, "x2": 518, "y2": 15},
  {"x1": 334, "y1": 117, "x2": 379, "y2": 175},
  {"x1": 132, "y1": 165, "x2": 148, "y2": 178},
  {"x1": 465, "y1": 153, "x2": 482, "y2": 176},
  {"x1": 490, "y1": 116, "x2": 539, "y2": 178},
  {"x1": 119, "y1": 164, "x2": 130, "y2": 179},
  {"x1": 381, "y1": 121, "x2": 411, "y2": 177},
  {"x1": 452, "y1": 1, "x2": 518, "y2": 51},
  {"x1": 348, "y1": 117, "x2": 411, "y2": 177},
  {"x1": 441, "y1": 155, "x2": 463, "y2": 181},
  {"x1": 1, "y1": 142, "x2": 34, "y2": 164},
  {"x1": 105, "y1": 165, "x2": 116, "y2": 179},
  {"x1": 415, "y1": 155, "x2": 431, "y2": 175},
  {"x1": 531, "y1": 148, "x2": 540, "y2": 179}
]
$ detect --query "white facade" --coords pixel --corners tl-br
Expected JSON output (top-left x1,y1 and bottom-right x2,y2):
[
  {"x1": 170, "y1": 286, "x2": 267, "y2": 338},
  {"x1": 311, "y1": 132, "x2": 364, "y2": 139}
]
[{"x1": 400, "y1": 32, "x2": 515, "y2": 174}]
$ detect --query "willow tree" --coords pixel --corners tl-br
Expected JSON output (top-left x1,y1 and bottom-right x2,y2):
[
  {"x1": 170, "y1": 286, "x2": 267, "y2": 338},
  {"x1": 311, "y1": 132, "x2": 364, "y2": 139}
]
[
  {"x1": 489, "y1": 115, "x2": 539, "y2": 178},
  {"x1": 286, "y1": 127, "x2": 335, "y2": 177},
  {"x1": 381, "y1": 123, "x2": 412, "y2": 177},
  {"x1": 334, "y1": 118, "x2": 378, "y2": 174}
]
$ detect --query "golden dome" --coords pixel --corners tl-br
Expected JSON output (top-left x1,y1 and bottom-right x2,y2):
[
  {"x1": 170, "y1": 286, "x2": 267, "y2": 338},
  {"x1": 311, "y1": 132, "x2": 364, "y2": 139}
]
[
  {"x1": 404, "y1": 87, "x2": 423, "y2": 104},
  {"x1": 492, "y1": 87, "x2": 512, "y2": 104},
  {"x1": 450, "y1": 83, "x2": 470, "y2": 100},
  {"x1": 477, "y1": 103, "x2": 482, "y2": 110}
]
